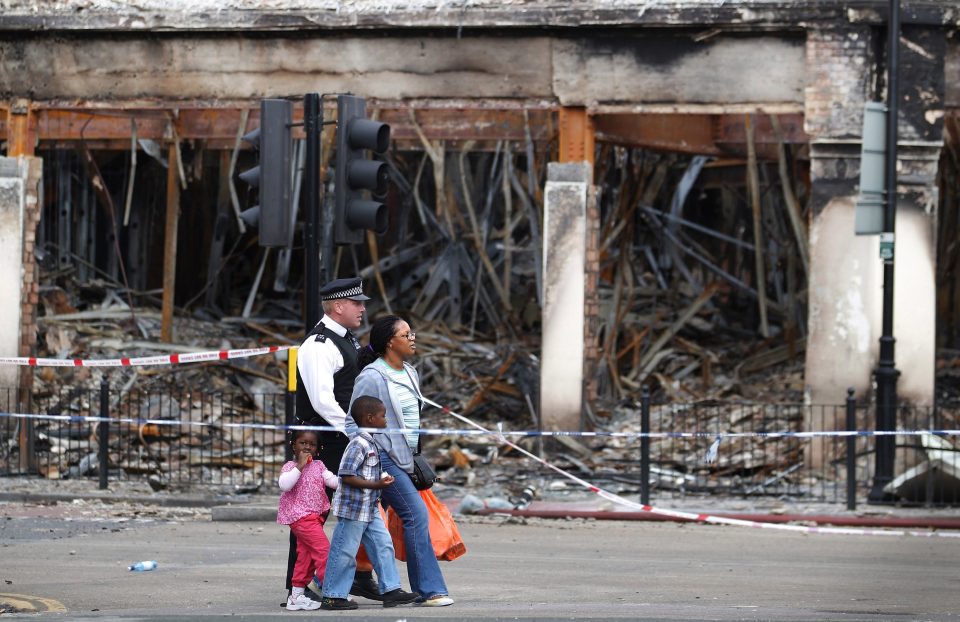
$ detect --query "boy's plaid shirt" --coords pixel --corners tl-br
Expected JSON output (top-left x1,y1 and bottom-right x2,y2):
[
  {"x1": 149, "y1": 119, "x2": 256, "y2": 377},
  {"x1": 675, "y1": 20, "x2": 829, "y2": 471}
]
[{"x1": 331, "y1": 431, "x2": 382, "y2": 522}]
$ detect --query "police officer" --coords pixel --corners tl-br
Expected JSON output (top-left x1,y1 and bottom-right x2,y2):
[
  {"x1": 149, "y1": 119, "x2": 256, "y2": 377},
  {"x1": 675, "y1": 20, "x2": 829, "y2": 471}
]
[{"x1": 285, "y1": 277, "x2": 383, "y2": 602}]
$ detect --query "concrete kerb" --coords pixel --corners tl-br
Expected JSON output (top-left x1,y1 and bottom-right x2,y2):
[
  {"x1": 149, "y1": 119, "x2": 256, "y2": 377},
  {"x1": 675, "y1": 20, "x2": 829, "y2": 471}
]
[
  {"x1": 0, "y1": 490, "x2": 247, "y2": 508},
  {"x1": 3, "y1": 489, "x2": 959, "y2": 531}
]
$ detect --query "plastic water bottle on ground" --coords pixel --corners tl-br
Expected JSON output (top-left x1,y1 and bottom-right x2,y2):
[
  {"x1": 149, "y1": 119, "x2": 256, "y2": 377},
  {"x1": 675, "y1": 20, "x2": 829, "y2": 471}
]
[
  {"x1": 483, "y1": 497, "x2": 513, "y2": 510},
  {"x1": 458, "y1": 494, "x2": 484, "y2": 514},
  {"x1": 128, "y1": 561, "x2": 158, "y2": 572}
]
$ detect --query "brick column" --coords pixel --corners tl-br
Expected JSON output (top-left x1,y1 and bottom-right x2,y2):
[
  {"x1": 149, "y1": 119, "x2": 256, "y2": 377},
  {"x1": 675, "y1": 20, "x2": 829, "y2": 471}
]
[
  {"x1": 20, "y1": 157, "x2": 42, "y2": 392},
  {"x1": 804, "y1": 25, "x2": 944, "y2": 466},
  {"x1": 583, "y1": 184, "x2": 601, "y2": 408},
  {"x1": 557, "y1": 107, "x2": 601, "y2": 413},
  {"x1": 0, "y1": 156, "x2": 42, "y2": 391},
  {"x1": 803, "y1": 25, "x2": 876, "y2": 418}
]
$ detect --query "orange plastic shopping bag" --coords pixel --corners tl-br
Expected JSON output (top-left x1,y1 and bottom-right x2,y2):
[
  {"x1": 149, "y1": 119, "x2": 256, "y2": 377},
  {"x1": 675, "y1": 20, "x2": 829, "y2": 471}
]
[{"x1": 387, "y1": 489, "x2": 466, "y2": 562}]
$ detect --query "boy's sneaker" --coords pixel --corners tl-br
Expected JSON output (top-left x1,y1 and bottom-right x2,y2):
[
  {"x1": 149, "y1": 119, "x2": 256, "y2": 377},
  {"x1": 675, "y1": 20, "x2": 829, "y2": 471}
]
[
  {"x1": 418, "y1": 594, "x2": 455, "y2": 607},
  {"x1": 320, "y1": 597, "x2": 358, "y2": 611},
  {"x1": 350, "y1": 572, "x2": 384, "y2": 601},
  {"x1": 286, "y1": 594, "x2": 321, "y2": 611},
  {"x1": 381, "y1": 588, "x2": 420, "y2": 608}
]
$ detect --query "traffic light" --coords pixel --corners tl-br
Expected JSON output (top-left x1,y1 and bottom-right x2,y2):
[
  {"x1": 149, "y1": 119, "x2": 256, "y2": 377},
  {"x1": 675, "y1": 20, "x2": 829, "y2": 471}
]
[
  {"x1": 238, "y1": 98, "x2": 293, "y2": 247},
  {"x1": 334, "y1": 94, "x2": 391, "y2": 244}
]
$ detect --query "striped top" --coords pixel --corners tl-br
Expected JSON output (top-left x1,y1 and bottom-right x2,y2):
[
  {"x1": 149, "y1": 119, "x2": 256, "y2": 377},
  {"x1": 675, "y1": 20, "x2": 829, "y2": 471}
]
[{"x1": 376, "y1": 358, "x2": 421, "y2": 450}]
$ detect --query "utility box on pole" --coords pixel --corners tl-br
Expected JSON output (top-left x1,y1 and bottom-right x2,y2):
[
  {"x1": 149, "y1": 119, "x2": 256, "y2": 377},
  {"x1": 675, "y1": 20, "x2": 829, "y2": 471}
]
[{"x1": 855, "y1": 101, "x2": 886, "y2": 236}]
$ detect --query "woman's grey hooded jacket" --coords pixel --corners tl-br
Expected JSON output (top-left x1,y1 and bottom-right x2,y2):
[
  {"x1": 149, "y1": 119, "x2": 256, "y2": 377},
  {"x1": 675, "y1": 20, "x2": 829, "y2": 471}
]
[{"x1": 346, "y1": 361, "x2": 422, "y2": 473}]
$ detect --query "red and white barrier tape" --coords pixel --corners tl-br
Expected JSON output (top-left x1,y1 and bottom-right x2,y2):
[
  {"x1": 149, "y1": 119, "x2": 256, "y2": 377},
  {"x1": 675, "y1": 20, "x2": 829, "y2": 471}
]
[{"x1": 0, "y1": 345, "x2": 291, "y2": 368}]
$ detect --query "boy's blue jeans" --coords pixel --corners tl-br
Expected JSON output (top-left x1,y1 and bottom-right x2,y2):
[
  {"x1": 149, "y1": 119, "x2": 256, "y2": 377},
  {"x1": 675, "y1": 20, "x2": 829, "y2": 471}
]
[
  {"x1": 379, "y1": 450, "x2": 449, "y2": 599},
  {"x1": 321, "y1": 512, "x2": 401, "y2": 599}
]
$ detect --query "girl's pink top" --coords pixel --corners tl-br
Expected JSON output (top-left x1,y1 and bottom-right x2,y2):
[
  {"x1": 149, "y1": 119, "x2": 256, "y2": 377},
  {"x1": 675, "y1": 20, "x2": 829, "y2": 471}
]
[{"x1": 276, "y1": 459, "x2": 333, "y2": 525}]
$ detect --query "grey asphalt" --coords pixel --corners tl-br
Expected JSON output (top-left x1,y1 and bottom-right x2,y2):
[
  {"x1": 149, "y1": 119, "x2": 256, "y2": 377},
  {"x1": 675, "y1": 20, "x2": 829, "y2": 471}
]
[{"x1": 2, "y1": 499, "x2": 959, "y2": 621}]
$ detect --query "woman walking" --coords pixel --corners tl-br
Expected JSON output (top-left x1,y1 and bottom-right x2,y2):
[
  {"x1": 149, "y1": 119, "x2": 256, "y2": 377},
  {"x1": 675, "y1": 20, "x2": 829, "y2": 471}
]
[{"x1": 347, "y1": 315, "x2": 454, "y2": 607}]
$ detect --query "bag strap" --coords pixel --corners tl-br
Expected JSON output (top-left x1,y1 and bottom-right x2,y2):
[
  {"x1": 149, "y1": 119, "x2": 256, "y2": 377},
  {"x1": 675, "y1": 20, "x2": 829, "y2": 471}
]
[{"x1": 382, "y1": 366, "x2": 424, "y2": 405}]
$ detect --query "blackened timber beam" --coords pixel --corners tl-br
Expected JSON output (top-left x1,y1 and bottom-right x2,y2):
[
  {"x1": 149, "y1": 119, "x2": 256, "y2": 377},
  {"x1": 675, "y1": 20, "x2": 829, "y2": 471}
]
[
  {"x1": 595, "y1": 114, "x2": 721, "y2": 155},
  {"x1": 1, "y1": 103, "x2": 556, "y2": 150},
  {"x1": 161, "y1": 143, "x2": 180, "y2": 343},
  {"x1": 594, "y1": 112, "x2": 808, "y2": 157}
]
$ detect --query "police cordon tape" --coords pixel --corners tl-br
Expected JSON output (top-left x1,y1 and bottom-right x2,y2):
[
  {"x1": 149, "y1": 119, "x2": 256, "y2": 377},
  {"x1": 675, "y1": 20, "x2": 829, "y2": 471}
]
[
  {"x1": 0, "y1": 411, "x2": 957, "y2": 441},
  {"x1": 2, "y1": 406, "x2": 960, "y2": 540},
  {"x1": 0, "y1": 345, "x2": 291, "y2": 368}
]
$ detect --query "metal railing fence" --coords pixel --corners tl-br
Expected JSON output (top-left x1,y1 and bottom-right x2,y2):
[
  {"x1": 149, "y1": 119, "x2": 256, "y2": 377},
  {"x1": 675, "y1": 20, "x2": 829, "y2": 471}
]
[
  {"x1": 0, "y1": 381, "x2": 288, "y2": 490},
  {"x1": 1, "y1": 383, "x2": 958, "y2": 506}
]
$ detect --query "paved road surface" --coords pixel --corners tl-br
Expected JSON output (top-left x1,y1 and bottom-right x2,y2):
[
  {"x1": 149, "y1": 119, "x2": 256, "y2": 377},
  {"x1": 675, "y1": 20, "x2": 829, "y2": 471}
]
[{"x1": 1, "y1": 507, "x2": 958, "y2": 620}]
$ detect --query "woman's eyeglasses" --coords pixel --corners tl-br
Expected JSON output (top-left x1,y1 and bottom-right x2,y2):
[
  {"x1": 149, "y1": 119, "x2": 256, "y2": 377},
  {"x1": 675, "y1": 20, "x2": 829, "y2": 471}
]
[{"x1": 396, "y1": 332, "x2": 416, "y2": 341}]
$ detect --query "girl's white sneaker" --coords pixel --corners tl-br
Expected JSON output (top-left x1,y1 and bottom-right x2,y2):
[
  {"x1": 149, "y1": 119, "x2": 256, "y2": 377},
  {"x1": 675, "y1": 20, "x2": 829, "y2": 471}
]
[{"x1": 286, "y1": 594, "x2": 321, "y2": 611}]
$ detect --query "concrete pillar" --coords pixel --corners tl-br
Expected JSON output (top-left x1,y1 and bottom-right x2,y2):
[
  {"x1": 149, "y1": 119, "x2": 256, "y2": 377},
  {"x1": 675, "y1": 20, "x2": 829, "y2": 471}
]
[
  {"x1": 803, "y1": 26, "x2": 944, "y2": 463},
  {"x1": 540, "y1": 161, "x2": 595, "y2": 431},
  {"x1": 0, "y1": 156, "x2": 42, "y2": 389}
]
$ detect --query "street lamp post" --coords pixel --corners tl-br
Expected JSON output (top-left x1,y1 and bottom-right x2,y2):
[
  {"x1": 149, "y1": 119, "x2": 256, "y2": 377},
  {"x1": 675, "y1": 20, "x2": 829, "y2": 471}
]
[{"x1": 868, "y1": 0, "x2": 900, "y2": 503}]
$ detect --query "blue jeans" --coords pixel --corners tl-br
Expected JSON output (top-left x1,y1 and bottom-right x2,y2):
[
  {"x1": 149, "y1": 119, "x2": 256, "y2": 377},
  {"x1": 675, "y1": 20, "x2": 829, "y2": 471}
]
[
  {"x1": 322, "y1": 513, "x2": 401, "y2": 599},
  {"x1": 379, "y1": 450, "x2": 449, "y2": 599}
]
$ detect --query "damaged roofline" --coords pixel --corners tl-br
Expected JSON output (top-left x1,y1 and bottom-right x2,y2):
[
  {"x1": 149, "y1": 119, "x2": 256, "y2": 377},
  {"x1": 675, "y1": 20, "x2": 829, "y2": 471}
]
[{"x1": 0, "y1": 1, "x2": 956, "y2": 33}]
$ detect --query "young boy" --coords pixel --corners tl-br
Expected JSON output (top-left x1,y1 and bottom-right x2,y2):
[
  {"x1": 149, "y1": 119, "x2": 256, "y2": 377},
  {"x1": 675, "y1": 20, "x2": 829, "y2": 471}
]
[{"x1": 320, "y1": 396, "x2": 420, "y2": 610}]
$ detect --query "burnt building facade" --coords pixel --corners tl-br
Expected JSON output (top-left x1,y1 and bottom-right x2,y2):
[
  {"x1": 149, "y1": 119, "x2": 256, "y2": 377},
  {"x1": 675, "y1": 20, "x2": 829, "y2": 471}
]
[{"x1": 1, "y1": 1, "x2": 958, "y2": 434}]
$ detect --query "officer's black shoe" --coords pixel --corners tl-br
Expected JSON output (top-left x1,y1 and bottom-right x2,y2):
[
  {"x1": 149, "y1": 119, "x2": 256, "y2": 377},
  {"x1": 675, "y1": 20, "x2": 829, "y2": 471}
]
[
  {"x1": 350, "y1": 571, "x2": 384, "y2": 601},
  {"x1": 320, "y1": 597, "x2": 357, "y2": 611},
  {"x1": 382, "y1": 588, "x2": 420, "y2": 608}
]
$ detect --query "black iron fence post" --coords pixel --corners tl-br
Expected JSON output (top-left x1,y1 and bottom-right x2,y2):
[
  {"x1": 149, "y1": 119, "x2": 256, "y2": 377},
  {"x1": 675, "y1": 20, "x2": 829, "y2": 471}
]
[
  {"x1": 640, "y1": 386, "x2": 650, "y2": 506},
  {"x1": 17, "y1": 384, "x2": 35, "y2": 474},
  {"x1": 98, "y1": 374, "x2": 109, "y2": 489},
  {"x1": 846, "y1": 388, "x2": 856, "y2": 510}
]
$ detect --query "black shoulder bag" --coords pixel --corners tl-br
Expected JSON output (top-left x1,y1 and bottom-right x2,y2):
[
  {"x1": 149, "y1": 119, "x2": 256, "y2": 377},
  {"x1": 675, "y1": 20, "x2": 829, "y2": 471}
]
[{"x1": 410, "y1": 439, "x2": 438, "y2": 490}]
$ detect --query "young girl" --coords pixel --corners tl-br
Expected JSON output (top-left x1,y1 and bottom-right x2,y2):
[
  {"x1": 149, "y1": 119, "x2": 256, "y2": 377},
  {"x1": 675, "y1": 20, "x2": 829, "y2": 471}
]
[{"x1": 277, "y1": 429, "x2": 339, "y2": 611}]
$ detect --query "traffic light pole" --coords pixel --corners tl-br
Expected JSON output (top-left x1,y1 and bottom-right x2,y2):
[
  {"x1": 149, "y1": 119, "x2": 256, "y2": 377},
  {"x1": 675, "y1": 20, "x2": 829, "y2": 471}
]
[
  {"x1": 868, "y1": 0, "x2": 900, "y2": 504},
  {"x1": 303, "y1": 93, "x2": 322, "y2": 332}
]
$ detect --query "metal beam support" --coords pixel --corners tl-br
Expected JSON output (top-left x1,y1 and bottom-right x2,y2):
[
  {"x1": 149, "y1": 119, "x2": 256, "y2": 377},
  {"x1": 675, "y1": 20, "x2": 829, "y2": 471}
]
[
  {"x1": 1, "y1": 103, "x2": 816, "y2": 156},
  {"x1": 6, "y1": 100, "x2": 35, "y2": 157},
  {"x1": 558, "y1": 106, "x2": 595, "y2": 164}
]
